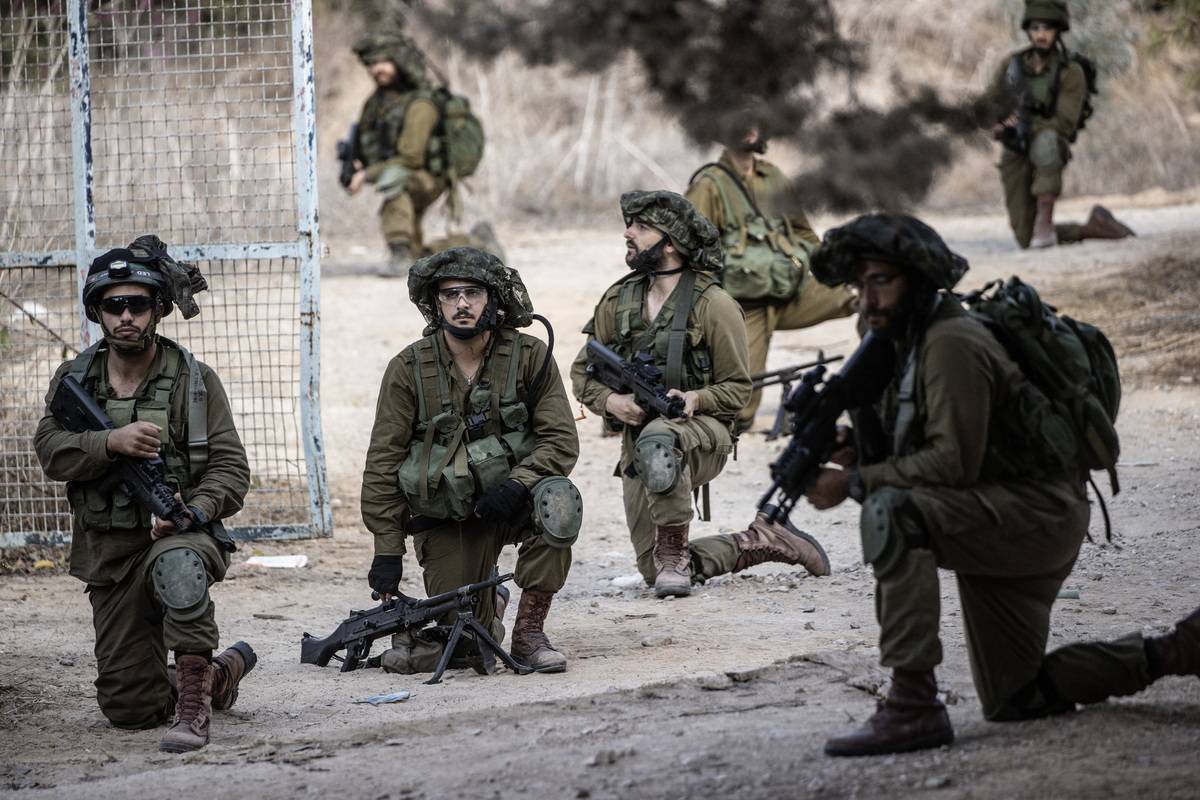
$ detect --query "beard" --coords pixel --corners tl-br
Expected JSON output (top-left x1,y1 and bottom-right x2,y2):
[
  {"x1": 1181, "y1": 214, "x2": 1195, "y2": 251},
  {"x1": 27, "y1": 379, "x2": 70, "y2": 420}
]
[
  {"x1": 740, "y1": 136, "x2": 767, "y2": 154},
  {"x1": 625, "y1": 237, "x2": 669, "y2": 273},
  {"x1": 100, "y1": 317, "x2": 156, "y2": 354},
  {"x1": 1032, "y1": 44, "x2": 1054, "y2": 57}
]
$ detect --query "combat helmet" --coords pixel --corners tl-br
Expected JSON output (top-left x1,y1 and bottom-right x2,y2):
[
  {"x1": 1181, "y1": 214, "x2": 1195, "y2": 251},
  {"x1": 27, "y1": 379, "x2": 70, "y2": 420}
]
[
  {"x1": 620, "y1": 190, "x2": 723, "y2": 273},
  {"x1": 82, "y1": 234, "x2": 208, "y2": 322},
  {"x1": 352, "y1": 32, "x2": 429, "y2": 88},
  {"x1": 408, "y1": 246, "x2": 534, "y2": 336},
  {"x1": 1022, "y1": 0, "x2": 1070, "y2": 32},
  {"x1": 811, "y1": 213, "x2": 969, "y2": 291}
]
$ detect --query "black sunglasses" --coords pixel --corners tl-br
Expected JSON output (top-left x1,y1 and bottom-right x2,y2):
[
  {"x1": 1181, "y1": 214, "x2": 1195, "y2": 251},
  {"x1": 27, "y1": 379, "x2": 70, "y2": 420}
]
[{"x1": 99, "y1": 295, "x2": 155, "y2": 315}]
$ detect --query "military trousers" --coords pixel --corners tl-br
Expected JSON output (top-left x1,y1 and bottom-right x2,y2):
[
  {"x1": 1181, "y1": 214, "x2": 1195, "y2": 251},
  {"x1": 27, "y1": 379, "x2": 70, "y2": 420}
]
[
  {"x1": 865, "y1": 477, "x2": 1152, "y2": 721},
  {"x1": 411, "y1": 516, "x2": 571, "y2": 638},
  {"x1": 998, "y1": 131, "x2": 1084, "y2": 249},
  {"x1": 379, "y1": 169, "x2": 447, "y2": 253},
  {"x1": 85, "y1": 531, "x2": 228, "y2": 729},
  {"x1": 620, "y1": 415, "x2": 742, "y2": 585},
  {"x1": 739, "y1": 279, "x2": 858, "y2": 431}
]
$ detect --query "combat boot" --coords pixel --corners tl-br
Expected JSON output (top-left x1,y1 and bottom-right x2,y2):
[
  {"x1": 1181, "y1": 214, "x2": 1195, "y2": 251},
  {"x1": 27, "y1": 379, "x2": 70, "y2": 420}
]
[
  {"x1": 159, "y1": 655, "x2": 213, "y2": 753},
  {"x1": 383, "y1": 241, "x2": 414, "y2": 279},
  {"x1": 653, "y1": 523, "x2": 692, "y2": 598},
  {"x1": 825, "y1": 669, "x2": 954, "y2": 757},
  {"x1": 510, "y1": 589, "x2": 567, "y2": 673},
  {"x1": 1081, "y1": 205, "x2": 1136, "y2": 240},
  {"x1": 1146, "y1": 606, "x2": 1200, "y2": 680},
  {"x1": 734, "y1": 505, "x2": 831, "y2": 577},
  {"x1": 210, "y1": 641, "x2": 256, "y2": 712},
  {"x1": 1031, "y1": 194, "x2": 1058, "y2": 248}
]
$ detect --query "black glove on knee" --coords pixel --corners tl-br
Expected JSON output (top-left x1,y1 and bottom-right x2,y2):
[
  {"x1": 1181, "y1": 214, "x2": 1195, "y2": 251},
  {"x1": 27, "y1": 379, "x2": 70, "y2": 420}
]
[
  {"x1": 473, "y1": 479, "x2": 529, "y2": 522},
  {"x1": 368, "y1": 554, "x2": 404, "y2": 596}
]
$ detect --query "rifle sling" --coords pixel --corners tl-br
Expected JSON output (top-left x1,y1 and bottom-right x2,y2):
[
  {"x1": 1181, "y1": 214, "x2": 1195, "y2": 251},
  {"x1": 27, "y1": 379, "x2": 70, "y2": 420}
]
[{"x1": 665, "y1": 270, "x2": 697, "y2": 391}]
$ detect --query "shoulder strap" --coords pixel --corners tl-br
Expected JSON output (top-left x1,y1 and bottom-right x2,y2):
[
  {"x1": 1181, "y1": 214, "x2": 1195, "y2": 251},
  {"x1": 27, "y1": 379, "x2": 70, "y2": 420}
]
[
  {"x1": 688, "y1": 161, "x2": 765, "y2": 219},
  {"x1": 665, "y1": 271, "x2": 698, "y2": 391},
  {"x1": 66, "y1": 341, "x2": 104, "y2": 384},
  {"x1": 615, "y1": 278, "x2": 644, "y2": 341},
  {"x1": 158, "y1": 338, "x2": 209, "y2": 483}
]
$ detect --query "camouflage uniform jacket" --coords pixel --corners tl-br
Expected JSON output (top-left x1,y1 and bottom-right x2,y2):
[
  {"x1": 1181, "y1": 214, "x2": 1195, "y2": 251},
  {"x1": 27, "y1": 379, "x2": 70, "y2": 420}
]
[
  {"x1": 361, "y1": 331, "x2": 579, "y2": 557},
  {"x1": 356, "y1": 87, "x2": 440, "y2": 183},
  {"x1": 34, "y1": 342, "x2": 250, "y2": 585},
  {"x1": 986, "y1": 48, "x2": 1087, "y2": 141}
]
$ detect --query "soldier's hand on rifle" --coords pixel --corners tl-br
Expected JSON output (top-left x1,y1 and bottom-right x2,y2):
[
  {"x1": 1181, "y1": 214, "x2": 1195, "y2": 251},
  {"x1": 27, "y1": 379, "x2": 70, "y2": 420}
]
[
  {"x1": 605, "y1": 393, "x2": 647, "y2": 427},
  {"x1": 151, "y1": 493, "x2": 195, "y2": 539},
  {"x1": 105, "y1": 421, "x2": 162, "y2": 459},
  {"x1": 805, "y1": 467, "x2": 850, "y2": 511},
  {"x1": 829, "y1": 424, "x2": 857, "y2": 468},
  {"x1": 347, "y1": 168, "x2": 367, "y2": 195},
  {"x1": 991, "y1": 114, "x2": 1018, "y2": 139},
  {"x1": 368, "y1": 554, "x2": 404, "y2": 601},
  {"x1": 666, "y1": 388, "x2": 700, "y2": 420}
]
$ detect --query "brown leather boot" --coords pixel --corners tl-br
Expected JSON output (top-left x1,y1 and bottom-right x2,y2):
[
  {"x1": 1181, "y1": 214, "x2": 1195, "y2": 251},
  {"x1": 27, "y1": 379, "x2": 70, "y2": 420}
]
[
  {"x1": 653, "y1": 523, "x2": 693, "y2": 598},
  {"x1": 1081, "y1": 205, "x2": 1136, "y2": 240},
  {"x1": 1031, "y1": 194, "x2": 1058, "y2": 248},
  {"x1": 1146, "y1": 606, "x2": 1200, "y2": 680},
  {"x1": 825, "y1": 669, "x2": 954, "y2": 757},
  {"x1": 510, "y1": 589, "x2": 567, "y2": 673},
  {"x1": 735, "y1": 505, "x2": 831, "y2": 577},
  {"x1": 210, "y1": 641, "x2": 256, "y2": 712},
  {"x1": 159, "y1": 655, "x2": 214, "y2": 753}
]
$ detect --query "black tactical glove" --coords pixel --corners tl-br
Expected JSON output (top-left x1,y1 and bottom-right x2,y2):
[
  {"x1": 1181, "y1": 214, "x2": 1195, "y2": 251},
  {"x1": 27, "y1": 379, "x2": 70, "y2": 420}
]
[
  {"x1": 367, "y1": 554, "x2": 404, "y2": 596},
  {"x1": 473, "y1": 479, "x2": 529, "y2": 522}
]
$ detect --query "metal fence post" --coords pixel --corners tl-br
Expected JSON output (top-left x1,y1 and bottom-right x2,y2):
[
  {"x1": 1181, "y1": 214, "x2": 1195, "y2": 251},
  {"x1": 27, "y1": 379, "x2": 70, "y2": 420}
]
[{"x1": 67, "y1": 0, "x2": 96, "y2": 347}]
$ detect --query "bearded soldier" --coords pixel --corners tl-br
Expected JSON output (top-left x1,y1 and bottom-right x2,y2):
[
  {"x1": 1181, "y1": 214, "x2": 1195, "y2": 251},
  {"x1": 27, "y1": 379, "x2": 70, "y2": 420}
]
[
  {"x1": 570, "y1": 191, "x2": 830, "y2": 600},
  {"x1": 800, "y1": 213, "x2": 1199, "y2": 756},
  {"x1": 985, "y1": 0, "x2": 1135, "y2": 248},
  {"x1": 361, "y1": 247, "x2": 581, "y2": 673},
  {"x1": 345, "y1": 32, "x2": 446, "y2": 277},
  {"x1": 34, "y1": 236, "x2": 255, "y2": 753},
  {"x1": 685, "y1": 123, "x2": 856, "y2": 433}
]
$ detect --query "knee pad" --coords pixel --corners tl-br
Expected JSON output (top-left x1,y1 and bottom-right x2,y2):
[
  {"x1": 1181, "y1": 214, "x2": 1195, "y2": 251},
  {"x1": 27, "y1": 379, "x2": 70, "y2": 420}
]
[
  {"x1": 1029, "y1": 131, "x2": 1063, "y2": 170},
  {"x1": 633, "y1": 430, "x2": 680, "y2": 494},
  {"x1": 860, "y1": 488, "x2": 924, "y2": 578},
  {"x1": 531, "y1": 476, "x2": 583, "y2": 549},
  {"x1": 151, "y1": 547, "x2": 210, "y2": 622}
]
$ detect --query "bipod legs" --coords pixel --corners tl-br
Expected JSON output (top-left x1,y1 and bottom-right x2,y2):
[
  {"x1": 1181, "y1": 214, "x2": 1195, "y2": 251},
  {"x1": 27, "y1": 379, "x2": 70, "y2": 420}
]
[{"x1": 424, "y1": 607, "x2": 532, "y2": 685}]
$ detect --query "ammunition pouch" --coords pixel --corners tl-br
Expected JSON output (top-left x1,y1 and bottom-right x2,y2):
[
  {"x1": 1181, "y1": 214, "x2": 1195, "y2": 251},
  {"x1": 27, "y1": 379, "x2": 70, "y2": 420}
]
[
  {"x1": 530, "y1": 476, "x2": 583, "y2": 549},
  {"x1": 375, "y1": 163, "x2": 412, "y2": 200},
  {"x1": 860, "y1": 488, "x2": 928, "y2": 579}
]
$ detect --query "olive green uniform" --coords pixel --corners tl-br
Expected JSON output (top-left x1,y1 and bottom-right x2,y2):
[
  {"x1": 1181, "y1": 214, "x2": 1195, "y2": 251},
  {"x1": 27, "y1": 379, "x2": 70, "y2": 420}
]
[
  {"x1": 859, "y1": 301, "x2": 1151, "y2": 720},
  {"x1": 686, "y1": 150, "x2": 856, "y2": 430},
  {"x1": 33, "y1": 340, "x2": 250, "y2": 729},
  {"x1": 570, "y1": 271, "x2": 753, "y2": 585},
  {"x1": 986, "y1": 49, "x2": 1088, "y2": 248},
  {"x1": 361, "y1": 329, "x2": 578, "y2": 629},
  {"x1": 357, "y1": 89, "x2": 446, "y2": 254}
]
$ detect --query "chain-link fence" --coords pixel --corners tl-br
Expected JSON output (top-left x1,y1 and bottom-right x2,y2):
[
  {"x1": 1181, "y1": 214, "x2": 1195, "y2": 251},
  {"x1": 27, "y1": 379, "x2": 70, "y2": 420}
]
[{"x1": 0, "y1": 0, "x2": 329, "y2": 547}]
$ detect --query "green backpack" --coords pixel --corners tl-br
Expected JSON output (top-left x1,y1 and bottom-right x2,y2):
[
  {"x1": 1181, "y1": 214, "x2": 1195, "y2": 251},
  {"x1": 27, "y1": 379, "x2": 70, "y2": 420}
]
[
  {"x1": 962, "y1": 276, "x2": 1121, "y2": 499},
  {"x1": 427, "y1": 87, "x2": 485, "y2": 182}
]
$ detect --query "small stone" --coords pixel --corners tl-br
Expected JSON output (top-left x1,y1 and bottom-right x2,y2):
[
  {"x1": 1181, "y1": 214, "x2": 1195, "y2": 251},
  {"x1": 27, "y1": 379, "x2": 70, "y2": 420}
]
[
  {"x1": 849, "y1": 622, "x2": 861, "y2": 630},
  {"x1": 641, "y1": 634, "x2": 674, "y2": 648},
  {"x1": 696, "y1": 672, "x2": 733, "y2": 691},
  {"x1": 1101, "y1": 607, "x2": 1118, "y2": 615},
  {"x1": 58, "y1": 656, "x2": 75, "y2": 666},
  {"x1": 801, "y1": 606, "x2": 817, "y2": 613},
  {"x1": 803, "y1": 622, "x2": 815, "y2": 631},
  {"x1": 576, "y1": 790, "x2": 591, "y2": 799},
  {"x1": 923, "y1": 776, "x2": 952, "y2": 789}
]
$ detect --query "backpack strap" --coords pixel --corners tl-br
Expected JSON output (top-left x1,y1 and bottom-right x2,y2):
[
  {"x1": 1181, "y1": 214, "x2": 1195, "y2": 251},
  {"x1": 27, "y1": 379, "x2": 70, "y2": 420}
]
[
  {"x1": 615, "y1": 278, "x2": 643, "y2": 341},
  {"x1": 66, "y1": 341, "x2": 104, "y2": 385},
  {"x1": 665, "y1": 271, "x2": 698, "y2": 391},
  {"x1": 157, "y1": 337, "x2": 208, "y2": 484},
  {"x1": 688, "y1": 161, "x2": 764, "y2": 220}
]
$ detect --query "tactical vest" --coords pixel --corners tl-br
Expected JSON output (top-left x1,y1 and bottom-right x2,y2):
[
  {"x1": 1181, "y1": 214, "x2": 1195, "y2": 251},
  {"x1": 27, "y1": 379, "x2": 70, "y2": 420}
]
[
  {"x1": 690, "y1": 163, "x2": 810, "y2": 303},
  {"x1": 397, "y1": 328, "x2": 536, "y2": 520},
  {"x1": 608, "y1": 272, "x2": 717, "y2": 392},
  {"x1": 65, "y1": 337, "x2": 208, "y2": 533},
  {"x1": 356, "y1": 87, "x2": 435, "y2": 168}
]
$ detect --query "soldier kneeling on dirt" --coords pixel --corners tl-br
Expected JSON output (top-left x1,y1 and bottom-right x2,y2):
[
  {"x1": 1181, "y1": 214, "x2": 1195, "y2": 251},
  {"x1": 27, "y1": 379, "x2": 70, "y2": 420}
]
[
  {"x1": 360, "y1": 247, "x2": 581, "y2": 673},
  {"x1": 799, "y1": 213, "x2": 1200, "y2": 757},
  {"x1": 34, "y1": 237, "x2": 256, "y2": 753}
]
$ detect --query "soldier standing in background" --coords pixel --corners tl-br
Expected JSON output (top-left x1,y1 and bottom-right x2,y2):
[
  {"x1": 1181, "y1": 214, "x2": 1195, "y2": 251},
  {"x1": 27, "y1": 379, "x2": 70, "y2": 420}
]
[{"x1": 685, "y1": 122, "x2": 857, "y2": 434}]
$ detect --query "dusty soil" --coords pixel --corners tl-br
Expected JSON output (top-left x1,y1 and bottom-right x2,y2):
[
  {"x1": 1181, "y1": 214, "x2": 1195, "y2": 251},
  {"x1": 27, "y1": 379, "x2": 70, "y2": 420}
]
[{"x1": 3, "y1": 201, "x2": 1200, "y2": 799}]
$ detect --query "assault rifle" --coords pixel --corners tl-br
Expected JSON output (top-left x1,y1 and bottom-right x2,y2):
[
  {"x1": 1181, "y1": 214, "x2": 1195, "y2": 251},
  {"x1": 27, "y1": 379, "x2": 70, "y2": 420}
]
[
  {"x1": 49, "y1": 375, "x2": 195, "y2": 532},
  {"x1": 751, "y1": 351, "x2": 845, "y2": 441},
  {"x1": 757, "y1": 332, "x2": 895, "y2": 523},
  {"x1": 300, "y1": 569, "x2": 530, "y2": 685},
  {"x1": 585, "y1": 340, "x2": 686, "y2": 426},
  {"x1": 999, "y1": 55, "x2": 1033, "y2": 156},
  {"x1": 337, "y1": 123, "x2": 359, "y2": 188}
]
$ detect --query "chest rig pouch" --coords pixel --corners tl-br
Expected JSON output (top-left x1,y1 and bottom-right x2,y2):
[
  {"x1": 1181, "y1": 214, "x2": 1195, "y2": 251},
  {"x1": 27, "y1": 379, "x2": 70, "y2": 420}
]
[
  {"x1": 66, "y1": 339, "x2": 208, "y2": 533},
  {"x1": 357, "y1": 87, "x2": 436, "y2": 168},
  {"x1": 612, "y1": 272, "x2": 716, "y2": 395},
  {"x1": 398, "y1": 330, "x2": 536, "y2": 520}
]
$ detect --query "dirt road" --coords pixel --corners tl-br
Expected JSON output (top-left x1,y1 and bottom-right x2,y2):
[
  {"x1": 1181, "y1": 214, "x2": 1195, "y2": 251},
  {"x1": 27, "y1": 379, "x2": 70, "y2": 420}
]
[{"x1": 2, "y1": 203, "x2": 1199, "y2": 798}]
